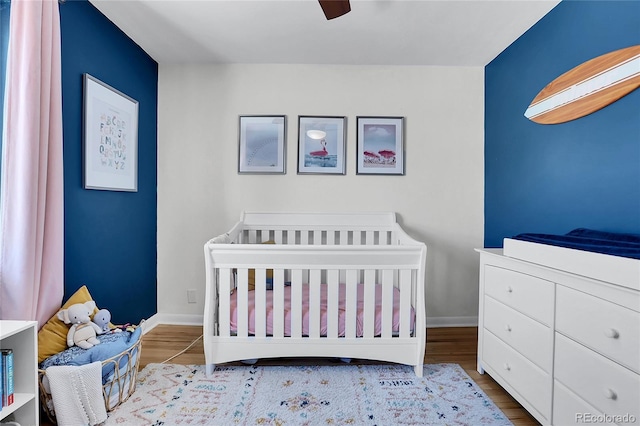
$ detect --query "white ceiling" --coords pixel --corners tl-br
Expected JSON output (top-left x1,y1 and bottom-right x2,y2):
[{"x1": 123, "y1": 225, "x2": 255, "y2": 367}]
[{"x1": 89, "y1": 0, "x2": 560, "y2": 66}]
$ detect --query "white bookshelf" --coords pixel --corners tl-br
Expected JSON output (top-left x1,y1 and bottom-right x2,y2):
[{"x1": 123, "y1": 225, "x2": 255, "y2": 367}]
[{"x1": 0, "y1": 320, "x2": 38, "y2": 426}]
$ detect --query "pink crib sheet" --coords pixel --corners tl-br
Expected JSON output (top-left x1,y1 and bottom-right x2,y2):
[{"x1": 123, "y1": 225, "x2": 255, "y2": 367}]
[{"x1": 229, "y1": 283, "x2": 415, "y2": 337}]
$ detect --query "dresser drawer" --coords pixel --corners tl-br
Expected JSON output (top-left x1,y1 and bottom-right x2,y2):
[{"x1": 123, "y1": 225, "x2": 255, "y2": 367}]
[
  {"x1": 553, "y1": 380, "x2": 614, "y2": 426},
  {"x1": 556, "y1": 285, "x2": 640, "y2": 373},
  {"x1": 484, "y1": 296, "x2": 552, "y2": 372},
  {"x1": 554, "y1": 333, "x2": 640, "y2": 420},
  {"x1": 484, "y1": 265, "x2": 554, "y2": 325},
  {"x1": 482, "y1": 330, "x2": 551, "y2": 421}
]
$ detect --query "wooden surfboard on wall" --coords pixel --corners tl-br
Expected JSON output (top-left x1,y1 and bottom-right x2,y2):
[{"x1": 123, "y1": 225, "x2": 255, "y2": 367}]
[{"x1": 525, "y1": 45, "x2": 640, "y2": 124}]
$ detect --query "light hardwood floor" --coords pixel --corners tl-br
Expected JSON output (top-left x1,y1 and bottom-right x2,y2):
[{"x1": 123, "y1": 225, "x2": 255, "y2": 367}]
[{"x1": 136, "y1": 325, "x2": 540, "y2": 426}]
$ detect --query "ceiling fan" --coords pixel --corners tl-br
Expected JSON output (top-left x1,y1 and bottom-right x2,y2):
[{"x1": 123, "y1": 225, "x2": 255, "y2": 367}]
[{"x1": 318, "y1": 0, "x2": 351, "y2": 20}]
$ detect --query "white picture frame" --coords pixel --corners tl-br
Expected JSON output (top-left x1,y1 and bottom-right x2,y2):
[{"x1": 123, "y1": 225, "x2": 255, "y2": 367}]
[
  {"x1": 83, "y1": 73, "x2": 139, "y2": 191},
  {"x1": 297, "y1": 116, "x2": 347, "y2": 175},
  {"x1": 356, "y1": 116, "x2": 405, "y2": 175},
  {"x1": 238, "y1": 115, "x2": 287, "y2": 174}
]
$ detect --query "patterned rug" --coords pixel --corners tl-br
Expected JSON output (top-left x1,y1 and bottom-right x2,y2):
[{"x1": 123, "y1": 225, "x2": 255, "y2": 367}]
[{"x1": 105, "y1": 363, "x2": 513, "y2": 425}]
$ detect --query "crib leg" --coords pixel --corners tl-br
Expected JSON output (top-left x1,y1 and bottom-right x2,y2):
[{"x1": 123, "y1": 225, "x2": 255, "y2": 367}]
[
  {"x1": 206, "y1": 363, "x2": 216, "y2": 377},
  {"x1": 414, "y1": 364, "x2": 423, "y2": 378}
]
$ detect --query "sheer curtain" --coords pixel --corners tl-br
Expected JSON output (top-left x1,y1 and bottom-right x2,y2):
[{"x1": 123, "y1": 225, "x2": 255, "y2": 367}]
[{"x1": 0, "y1": 0, "x2": 64, "y2": 326}]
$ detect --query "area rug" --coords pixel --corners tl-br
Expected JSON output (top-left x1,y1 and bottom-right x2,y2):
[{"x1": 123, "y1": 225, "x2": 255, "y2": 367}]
[{"x1": 104, "y1": 363, "x2": 513, "y2": 425}]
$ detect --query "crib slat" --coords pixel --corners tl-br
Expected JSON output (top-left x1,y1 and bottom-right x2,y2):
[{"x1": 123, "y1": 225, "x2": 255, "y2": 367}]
[
  {"x1": 381, "y1": 269, "x2": 394, "y2": 338},
  {"x1": 399, "y1": 269, "x2": 411, "y2": 338},
  {"x1": 363, "y1": 269, "x2": 376, "y2": 338},
  {"x1": 327, "y1": 270, "x2": 339, "y2": 339},
  {"x1": 339, "y1": 230, "x2": 348, "y2": 245},
  {"x1": 365, "y1": 230, "x2": 375, "y2": 246},
  {"x1": 300, "y1": 231, "x2": 309, "y2": 245},
  {"x1": 274, "y1": 230, "x2": 284, "y2": 244},
  {"x1": 345, "y1": 269, "x2": 358, "y2": 338},
  {"x1": 353, "y1": 231, "x2": 362, "y2": 245},
  {"x1": 248, "y1": 229, "x2": 257, "y2": 244},
  {"x1": 261, "y1": 229, "x2": 271, "y2": 242},
  {"x1": 327, "y1": 230, "x2": 335, "y2": 245},
  {"x1": 254, "y1": 269, "x2": 267, "y2": 338},
  {"x1": 313, "y1": 230, "x2": 321, "y2": 245},
  {"x1": 309, "y1": 270, "x2": 321, "y2": 338},
  {"x1": 273, "y1": 269, "x2": 285, "y2": 338},
  {"x1": 236, "y1": 269, "x2": 249, "y2": 338},
  {"x1": 219, "y1": 268, "x2": 231, "y2": 337},
  {"x1": 290, "y1": 269, "x2": 303, "y2": 338}
]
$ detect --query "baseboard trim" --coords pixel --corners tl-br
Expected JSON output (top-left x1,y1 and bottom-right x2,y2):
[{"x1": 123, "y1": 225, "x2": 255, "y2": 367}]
[
  {"x1": 142, "y1": 313, "x2": 204, "y2": 334},
  {"x1": 140, "y1": 314, "x2": 160, "y2": 334},
  {"x1": 426, "y1": 316, "x2": 478, "y2": 328},
  {"x1": 144, "y1": 313, "x2": 477, "y2": 333}
]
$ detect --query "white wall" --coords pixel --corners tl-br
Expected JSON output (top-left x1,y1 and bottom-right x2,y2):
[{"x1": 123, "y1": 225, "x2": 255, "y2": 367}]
[{"x1": 157, "y1": 64, "x2": 484, "y2": 326}]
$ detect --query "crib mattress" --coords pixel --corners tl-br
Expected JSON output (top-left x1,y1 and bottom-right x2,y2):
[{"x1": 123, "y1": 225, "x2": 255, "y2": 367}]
[{"x1": 229, "y1": 283, "x2": 415, "y2": 337}]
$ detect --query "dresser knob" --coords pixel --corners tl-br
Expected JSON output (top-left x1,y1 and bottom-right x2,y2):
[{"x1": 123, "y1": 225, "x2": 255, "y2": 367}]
[
  {"x1": 604, "y1": 328, "x2": 620, "y2": 339},
  {"x1": 503, "y1": 363, "x2": 511, "y2": 371},
  {"x1": 504, "y1": 324, "x2": 512, "y2": 332},
  {"x1": 604, "y1": 388, "x2": 618, "y2": 400}
]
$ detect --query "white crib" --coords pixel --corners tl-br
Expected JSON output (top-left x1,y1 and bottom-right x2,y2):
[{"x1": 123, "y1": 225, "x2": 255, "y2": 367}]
[{"x1": 203, "y1": 211, "x2": 427, "y2": 376}]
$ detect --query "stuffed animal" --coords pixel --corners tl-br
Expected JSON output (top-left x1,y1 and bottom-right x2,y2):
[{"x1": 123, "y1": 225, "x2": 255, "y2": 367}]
[
  {"x1": 92, "y1": 308, "x2": 112, "y2": 333},
  {"x1": 57, "y1": 301, "x2": 103, "y2": 349}
]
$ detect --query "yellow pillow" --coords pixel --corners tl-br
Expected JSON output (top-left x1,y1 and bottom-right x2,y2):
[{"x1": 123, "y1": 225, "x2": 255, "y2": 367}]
[
  {"x1": 247, "y1": 240, "x2": 275, "y2": 291},
  {"x1": 37, "y1": 285, "x2": 99, "y2": 363}
]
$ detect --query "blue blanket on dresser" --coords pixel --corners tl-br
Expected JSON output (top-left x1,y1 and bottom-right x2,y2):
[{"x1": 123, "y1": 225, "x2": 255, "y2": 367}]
[{"x1": 512, "y1": 228, "x2": 640, "y2": 260}]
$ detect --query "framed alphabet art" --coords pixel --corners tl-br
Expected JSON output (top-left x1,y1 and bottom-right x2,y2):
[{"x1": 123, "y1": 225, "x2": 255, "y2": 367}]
[{"x1": 83, "y1": 74, "x2": 139, "y2": 191}]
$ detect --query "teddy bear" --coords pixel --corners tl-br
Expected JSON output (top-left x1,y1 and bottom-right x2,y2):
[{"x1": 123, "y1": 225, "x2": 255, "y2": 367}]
[
  {"x1": 57, "y1": 301, "x2": 104, "y2": 349},
  {"x1": 92, "y1": 308, "x2": 112, "y2": 333}
]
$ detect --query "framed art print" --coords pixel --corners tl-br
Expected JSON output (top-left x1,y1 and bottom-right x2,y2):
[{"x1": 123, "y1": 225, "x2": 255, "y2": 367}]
[
  {"x1": 297, "y1": 116, "x2": 346, "y2": 175},
  {"x1": 356, "y1": 116, "x2": 405, "y2": 175},
  {"x1": 83, "y1": 73, "x2": 139, "y2": 191},
  {"x1": 238, "y1": 115, "x2": 286, "y2": 174}
]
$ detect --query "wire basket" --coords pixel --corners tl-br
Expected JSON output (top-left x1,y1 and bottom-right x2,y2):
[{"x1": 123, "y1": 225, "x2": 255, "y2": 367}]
[{"x1": 37, "y1": 335, "x2": 142, "y2": 424}]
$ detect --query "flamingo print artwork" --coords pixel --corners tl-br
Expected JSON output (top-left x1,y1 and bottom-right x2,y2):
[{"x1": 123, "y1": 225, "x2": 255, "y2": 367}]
[
  {"x1": 378, "y1": 150, "x2": 395, "y2": 161},
  {"x1": 310, "y1": 139, "x2": 328, "y2": 157},
  {"x1": 301, "y1": 126, "x2": 339, "y2": 171},
  {"x1": 362, "y1": 149, "x2": 396, "y2": 168}
]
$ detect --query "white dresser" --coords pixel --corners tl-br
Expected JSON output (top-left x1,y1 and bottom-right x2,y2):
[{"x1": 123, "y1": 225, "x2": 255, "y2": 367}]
[{"x1": 476, "y1": 246, "x2": 640, "y2": 426}]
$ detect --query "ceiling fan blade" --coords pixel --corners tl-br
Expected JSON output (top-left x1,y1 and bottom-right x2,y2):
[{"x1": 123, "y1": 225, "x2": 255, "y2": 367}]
[{"x1": 318, "y1": 0, "x2": 351, "y2": 20}]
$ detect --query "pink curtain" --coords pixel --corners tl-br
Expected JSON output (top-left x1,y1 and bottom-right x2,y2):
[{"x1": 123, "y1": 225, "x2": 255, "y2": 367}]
[{"x1": 0, "y1": 0, "x2": 64, "y2": 326}]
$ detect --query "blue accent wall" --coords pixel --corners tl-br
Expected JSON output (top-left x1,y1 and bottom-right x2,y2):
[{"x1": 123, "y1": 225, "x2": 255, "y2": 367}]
[
  {"x1": 485, "y1": 0, "x2": 640, "y2": 248},
  {"x1": 60, "y1": 0, "x2": 158, "y2": 323}
]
